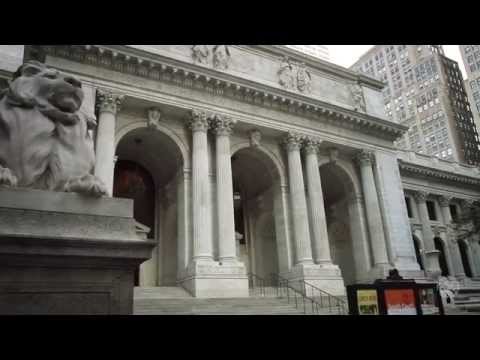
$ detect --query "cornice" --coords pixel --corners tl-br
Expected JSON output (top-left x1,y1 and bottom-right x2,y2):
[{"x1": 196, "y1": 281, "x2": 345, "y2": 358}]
[
  {"x1": 32, "y1": 45, "x2": 407, "y2": 143},
  {"x1": 399, "y1": 159, "x2": 480, "y2": 187}
]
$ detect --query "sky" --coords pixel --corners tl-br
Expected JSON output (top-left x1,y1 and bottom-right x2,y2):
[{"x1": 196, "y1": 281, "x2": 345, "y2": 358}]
[{"x1": 327, "y1": 45, "x2": 466, "y2": 79}]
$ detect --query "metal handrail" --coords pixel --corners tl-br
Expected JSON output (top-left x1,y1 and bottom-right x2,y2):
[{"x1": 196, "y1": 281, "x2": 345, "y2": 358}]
[
  {"x1": 271, "y1": 273, "x2": 348, "y2": 315},
  {"x1": 247, "y1": 273, "x2": 266, "y2": 297}
]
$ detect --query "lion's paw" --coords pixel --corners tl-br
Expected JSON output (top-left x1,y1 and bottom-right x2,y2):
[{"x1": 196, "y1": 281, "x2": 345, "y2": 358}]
[
  {"x1": 0, "y1": 167, "x2": 18, "y2": 187},
  {"x1": 64, "y1": 174, "x2": 108, "y2": 198}
]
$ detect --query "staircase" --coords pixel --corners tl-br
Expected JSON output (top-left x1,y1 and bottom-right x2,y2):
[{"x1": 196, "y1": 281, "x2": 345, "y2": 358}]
[
  {"x1": 134, "y1": 284, "x2": 346, "y2": 315},
  {"x1": 453, "y1": 287, "x2": 480, "y2": 313}
]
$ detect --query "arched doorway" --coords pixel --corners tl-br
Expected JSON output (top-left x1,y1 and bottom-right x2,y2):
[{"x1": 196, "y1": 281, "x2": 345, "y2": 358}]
[
  {"x1": 231, "y1": 147, "x2": 282, "y2": 283},
  {"x1": 434, "y1": 237, "x2": 449, "y2": 277},
  {"x1": 115, "y1": 125, "x2": 184, "y2": 287},
  {"x1": 320, "y1": 162, "x2": 366, "y2": 286},
  {"x1": 458, "y1": 240, "x2": 473, "y2": 278},
  {"x1": 413, "y1": 236, "x2": 424, "y2": 271},
  {"x1": 114, "y1": 160, "x2": 155, "y2": 286}
]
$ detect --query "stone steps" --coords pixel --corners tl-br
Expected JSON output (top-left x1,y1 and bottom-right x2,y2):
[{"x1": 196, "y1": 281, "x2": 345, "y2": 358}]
[{"x1": 133, "y1": 286, "x2": 345, "y2": 315}]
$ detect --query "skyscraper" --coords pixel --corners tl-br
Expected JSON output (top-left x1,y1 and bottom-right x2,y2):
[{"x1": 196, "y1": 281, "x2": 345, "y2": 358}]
[
  {"x1": 285, "y1": 45, "x2": 330, "y2": 62},
  {"x1": 459, "y1": 45, "x2": 480, "y2": 132},
  {"x1": 351, "y1": 45, "x2": 480, "y2": 166}
]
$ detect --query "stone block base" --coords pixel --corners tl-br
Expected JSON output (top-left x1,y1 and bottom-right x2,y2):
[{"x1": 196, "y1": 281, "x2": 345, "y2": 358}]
[
  {"x1": 0, "y1": 188, "x2": 155, "y2": 315},
  {"x1": 179, "y1": 260, "x2": 249, "y2": 298},
  {"x1": 283, "y1": 263, "x2": 346, "y2": 297}
]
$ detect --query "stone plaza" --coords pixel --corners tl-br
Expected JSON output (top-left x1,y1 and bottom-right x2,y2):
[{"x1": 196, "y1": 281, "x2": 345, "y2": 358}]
[{"x1": 1, "y1": 45, "x2": 479, "y2": 313}]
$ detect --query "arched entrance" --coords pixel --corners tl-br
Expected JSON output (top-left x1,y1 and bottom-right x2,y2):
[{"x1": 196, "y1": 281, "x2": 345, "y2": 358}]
[
  {"x1": 413, "y1": 236, "x2": 424, "y2": 271},
  {"x1": 434, "y1": 237, "x2": 449, "y2": 277},
  {"x1": 114, "y1": 124, "x2": 184, "y2": 287},
  {"x1": 231, "y1": 147, "x2": 283, "y2": 283},
  {"x1": 458, "y1": 240, "x2": 473, "y2": 278},
  {"x1": 320, "y1": 162, "x2": 367, "y2": 285},
  {"x1": 114, "y1": 160, "x2": 155, "y2": 286}
]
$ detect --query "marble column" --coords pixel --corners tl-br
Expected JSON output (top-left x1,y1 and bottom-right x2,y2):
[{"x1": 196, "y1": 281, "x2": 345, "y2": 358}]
[
  {"x1": 356, "y1": 150, "x2": 389, "y2": 267},
  {"x1": 212, "y1": 115, "x2": 237, "y2": 263},
  {"x1": 413, "y1": 191, "x2": 440, "y2": 274},
  {"x1": 188, "y1": 110, "x2": 213, "y2": 261},
  {"x1": 439, "y1": 195, "x2": 465, "y2": 278},
  {"x1": 303, "y1": 137, "x2": 333, "y2": 265},
  {"x1": 94, "y1": 90, "x2": 124, "y2": 196},
  {"x1": 284, "y1": 132, "x2": 313, "y2": 265}
]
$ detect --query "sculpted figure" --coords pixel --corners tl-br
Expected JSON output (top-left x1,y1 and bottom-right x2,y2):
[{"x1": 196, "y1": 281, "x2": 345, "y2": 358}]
[
  {"x1": 278, "y1": 56, "x2": 295, "y2": 90},
  {"x1": 296, "y1": 62, "x2": 312, "y2": 93},
  {"x1": 191, "y1": 45, "x2": 210, "y2": 65},
  {"x1": 212, "y1": 45, "x2": 231, "y2": 70},
  {"x1": 0, "y1": 61, "x2": 107, "y2": 197},
  {"x1": 350, "y1": 83, "x2": 366, "y2": 112}
]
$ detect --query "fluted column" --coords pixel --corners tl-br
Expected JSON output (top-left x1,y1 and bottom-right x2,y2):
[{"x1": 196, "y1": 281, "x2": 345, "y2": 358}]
[
  {"x1": 439, "y1": 195, "x2": 465, "y2": 278},
  {"x1": 284, "y1": 132, "x2": 313, "y2": 265},
  {"x1": 188, "y1": 110, "x2": 213, "y2": 261},
  {"x1": 355, "y1": 150, "x2": 389, "y2": 267},
  {"x1": 413, "y1": 191, "x2": 440, "y2": 274},
  {"x1": 94, "y1": 90, "x2": 124, "y2": 196},
  {"x1": 212, "y1": 114, "x2": 237, "y2": 263},
  {"x1": 303, "y1": 137, "x2": 333, "y2": 265}
]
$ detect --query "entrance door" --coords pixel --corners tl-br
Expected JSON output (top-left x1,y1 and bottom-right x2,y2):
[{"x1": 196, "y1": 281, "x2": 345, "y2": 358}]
[{"x1": 113, "y1": 160, "x2": 155, "y2": 286}]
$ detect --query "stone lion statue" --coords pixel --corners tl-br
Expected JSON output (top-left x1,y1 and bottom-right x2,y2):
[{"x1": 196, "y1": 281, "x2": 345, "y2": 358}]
[{"x1": 0, "y1": 61, "x2": 107, "y2": 197}]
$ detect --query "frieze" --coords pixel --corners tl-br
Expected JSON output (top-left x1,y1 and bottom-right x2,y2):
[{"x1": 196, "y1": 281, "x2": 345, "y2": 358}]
[
  {"x1": 278, "y1": 57, "x2": 312, "y2": 94},
  {"x1": 191, "y1": 45, "x2": 232, "y2": 70},
  {"x1": 349, "y1": 83, "x2": 366, "y2": 112},
  {"x1": 35, "y1": 45, "x2": 407, "y2": 142}
]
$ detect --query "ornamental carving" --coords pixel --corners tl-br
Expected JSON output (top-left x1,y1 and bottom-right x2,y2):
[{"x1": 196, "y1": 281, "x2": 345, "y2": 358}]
[
  {"x1": 438, "y1": 195, "x2": 453, "y2": 208},
  {"x1": 212, "y1": 114, "x2": 236, "y2": 136},
  {"x1": 303, "y1": 137, "x2": 321, "y2": 155},
  {"x1": 283, "y1": 132, "x2": 305, "y2": 152},
  {"x1": 191, "y1": 45, "x2": 232, "y2": 70},
  {"x1": 212, "y1": 45, "x2": 231, "y2": 70},
  {"x1": 188, "y1": 109, "x2": 210, "y2": 132},
  {"x1": 147, "y1": 107, "x2": 162, "y2": 130},
  {"x1": 349, "y1": 83, "x2": 366, "y2": 112},
  {"x1": 249, "y1": 129, "x2": 262, "y2": 148},
  {"x1": 97, "y1": 89, "x2": 124, "y2": 114},
  {"x1": 278, "y1": 57, "x2": 312, "y2": 94},
  {"x1": 413, "y1": 191, "x2": 428, "y2": 203},
  {"x1": 191, "y1": 45, "x2": 210, "y2": 65},
  {"x1": 355, "y1": 150, "x2": 373, "y2": 166}
]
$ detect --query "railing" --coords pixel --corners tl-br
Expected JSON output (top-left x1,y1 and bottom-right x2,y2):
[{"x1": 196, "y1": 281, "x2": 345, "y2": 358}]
[
  {"x1": 270, "y1": 273, "x2": 348, "y2": 315},
  {"x1": 248, "y1": 273, "x2": 266, "y2": 297}
]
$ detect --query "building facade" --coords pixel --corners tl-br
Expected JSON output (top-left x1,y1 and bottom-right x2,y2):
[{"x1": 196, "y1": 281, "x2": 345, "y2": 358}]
[
  {"x1": 351, "y1": 45, "x2": 480, "y2": 166},
  {"x1": 0, "y1": 45, "x2": 479, "y2": 298},
  {"x1": 286, "y1": 45, "x2": 330, "y2": 62},
  {"x1": 459, "y1": 45, "x2": 480, "y2": 132}
]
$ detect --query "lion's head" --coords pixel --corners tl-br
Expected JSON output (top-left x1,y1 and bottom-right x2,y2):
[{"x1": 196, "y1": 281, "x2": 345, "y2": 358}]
[{"x1": 1, "y1": 61, "x2": 84, "y2": 125}]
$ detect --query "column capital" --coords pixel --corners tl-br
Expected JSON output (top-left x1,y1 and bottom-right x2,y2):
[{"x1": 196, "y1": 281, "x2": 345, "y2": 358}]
[
  {"x1": 355, "y1": 149, "x2": 373, "y2": 167},
  {"x1": 438, "y1": 195, "x2": 453, "y2": 208},
  {"x1": 303, "y1": 137, "x2": 322, "y2": 155},
  {"x1": 188, "y1": 109, "x2": 210, "y2": 133},
  {"x1": 211, "y1": 114, "x2": 236, "y2": 136},
  {"x1": 413, "y1": 190, "x2": 429, "y2": 203},
  {"x1": 283, "y1": 131, "x2": 305, "y2": 152},
  {"x1": 96, "y1": 89, "x2": 124, "y2": 114}
]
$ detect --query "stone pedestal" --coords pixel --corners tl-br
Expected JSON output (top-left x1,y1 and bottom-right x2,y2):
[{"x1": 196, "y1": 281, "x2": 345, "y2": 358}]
[
  {"x1": 0, "y1": 188, "x2": 155, "y2": 315},
  {"x1": 284, "y1": 264, "x2": 346, "y2": 297},
  {"x1": 180, "y1": 260, "x2": 248, "y2": 298}
]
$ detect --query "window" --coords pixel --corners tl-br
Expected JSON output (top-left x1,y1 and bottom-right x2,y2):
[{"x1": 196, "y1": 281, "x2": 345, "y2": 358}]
[
  {"x1": 426, "y1": 201, "x2": 437, "y2": 221},
  {"x1": 450, "y1": 204, "x2": 458, "y2": 222}
]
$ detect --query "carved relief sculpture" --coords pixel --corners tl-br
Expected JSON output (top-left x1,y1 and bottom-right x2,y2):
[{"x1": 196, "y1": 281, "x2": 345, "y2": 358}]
[
  {"x1": 0, "y1": 61, "x2": 107, "y2": 197},
  {"x1": 278, "y1": 56, "x2": 295, "y2": 90},
  {"x1": 296, "y1": 62, "x2": 312, "y2": 93},
  {"x1": 212, "y1": 45, "x2": 231, "y2": 70},
  {"x1": 191, "y1": 45, "x2": 210, "y2": 65},
  {"x1": 147, "y1": 107, "x2": 162, "y2": 130},
  {"x1": 249, "y1": 129, "x2": 262, "y2": 148},
  {"x1": 349, "y1": 83, "x2": 366, "y2": 112}
]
